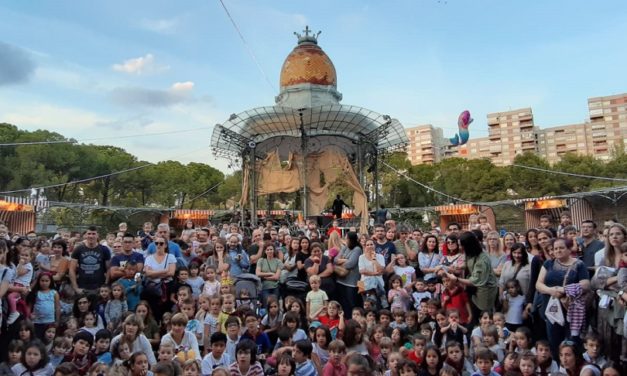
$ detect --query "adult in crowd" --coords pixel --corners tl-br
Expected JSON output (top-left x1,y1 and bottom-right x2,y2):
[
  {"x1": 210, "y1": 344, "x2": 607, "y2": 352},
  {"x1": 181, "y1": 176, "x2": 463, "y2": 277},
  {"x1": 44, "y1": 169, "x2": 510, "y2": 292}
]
[
  {"x1": 0, "y1": 240, "x2": 12, "y2": 348},
  {"x1": 226, "y1": 234, "x2": 250, "y2": 278},
  {"x1": 558, "y1": 341, "x2": 599, "y2": 376},
  {"x1": 445, "y1": 231, "x2": 498, "y2": 325},
  {"x1": 358, "y1": 239, "x2": 386, "y2": 307},
  {"x1": 326, "y1": 231, "x2": 343, "y2": 260},
  {"x1": 205, "y1": 238, "x2": 230, "y2": 276},
  {"x1": 536, "y1": 237, "x2": 590, "y2": 358},
  {"x1": 418, "y1": 234, "x2": 441, "y2": 280},
  {"x1": 279, "y1": 238, "x2": 300, "y2": 290},
  {"x1": 146, "y1": 223, "x2": 182, "y2": 259},
  {"x1": 335, "y1": 232, "x2": 363, "y2": 318},
  {"x1": 525, "y1": 228, "x2": 542, "y2": 257},
  {"x1": 142, "y1": 235, "x2": 177, "y2": 320},
  {"x1": 332, "y1": 194, "x2": 348, "y2": 219},
  {"x1": 110, "y1": 314, "x2": 157, "y2": 366},
  {"x1": 109, "y1": 232, "x2": 144, "y2": 282},
  {"x1": 435, "y1": 233, "x2": 465, "y2": 277},
  {"x1": 160, "y1": 312, "x2": 202, "y2": 362},
  {"x1": 499, "y1": 242, "x2": 531, "y2": 297},
  {"x1": 50, "y1": 239, "x2": 71, "y2": 285},
  {"x1": 295, "y1": 237, "x2": 311, "y2": 283},
  {"x1": 304, "y1": 242, "x2": 335, "y2": 294},
  {"x1": 578, "y1": 220, "x2": 605, "y2": 269},
  {"x1": 502, "y1": 232, "x2": 517, "y2": 257},
  {"x1": 255, "y1": 241, "x2": 282, "y2": 307},
  {"x1": 594, "y1": 223, "x2": 626, "y2": 269},
  {"x1": 486, "y1": 231, "x2": 506, "y2": 277},
  {"x1": 134, "y1": 300, "x2": 161, "y2": 349},
  {"x1": 72, "y1": 292, "x2": 105, "y2": 329},
  {"x1": 373, "y1": 224, "x2": 396, "y2": 266},
  {"x1": 69, "y1": 226, "x2": 111, "y2": 295},
  {"x1": 393, "y1": 226, "x2": 419, "y2": 269}
]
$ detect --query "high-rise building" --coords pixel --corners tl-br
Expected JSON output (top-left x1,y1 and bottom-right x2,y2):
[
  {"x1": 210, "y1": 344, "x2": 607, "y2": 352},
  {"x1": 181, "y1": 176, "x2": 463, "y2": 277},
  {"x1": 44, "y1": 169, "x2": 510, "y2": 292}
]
[
  {"x1": 405, "y1": 93, "x2": 627, "y2": 166},
  {"x1": 586, "y1": 93, "x2": 627, "y2": 159},
  {"x1": 405, "y1": 124, "x2": 444, "y2": 164}
]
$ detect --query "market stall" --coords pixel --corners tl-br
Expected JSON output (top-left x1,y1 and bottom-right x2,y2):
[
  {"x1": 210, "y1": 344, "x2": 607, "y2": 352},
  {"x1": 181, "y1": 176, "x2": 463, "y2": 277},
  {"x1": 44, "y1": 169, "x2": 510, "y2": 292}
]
[{"x1": 434, "y1": 204, "x2": 496, "y2": 231}]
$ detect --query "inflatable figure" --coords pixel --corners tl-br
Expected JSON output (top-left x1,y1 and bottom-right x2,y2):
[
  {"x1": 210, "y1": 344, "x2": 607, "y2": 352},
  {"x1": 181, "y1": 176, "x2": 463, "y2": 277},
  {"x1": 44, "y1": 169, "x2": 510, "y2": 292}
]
[{"x1": 449, "y1": 110, "x2": 473, "y2": 146}]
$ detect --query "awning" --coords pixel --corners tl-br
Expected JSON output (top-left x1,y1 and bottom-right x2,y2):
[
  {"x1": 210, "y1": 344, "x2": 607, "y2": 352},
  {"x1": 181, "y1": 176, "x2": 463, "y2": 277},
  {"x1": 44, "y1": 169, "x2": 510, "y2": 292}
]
[
  {"x1": 1, "y1": 196, "x2": 49, "y2": 210},
  {"x1": 171, "y1": 209, "x2": 214, "y2": 219}
]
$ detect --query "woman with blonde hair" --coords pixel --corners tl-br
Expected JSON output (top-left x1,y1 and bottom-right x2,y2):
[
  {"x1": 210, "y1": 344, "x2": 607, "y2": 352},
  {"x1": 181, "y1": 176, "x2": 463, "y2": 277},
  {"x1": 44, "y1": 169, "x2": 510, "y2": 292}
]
[
  {"x1": 486, "y1": 231, "x2": 506, "y2": 277},
  {"x1": 110, "y1": 314, "x2": 157, "y2": 366}
]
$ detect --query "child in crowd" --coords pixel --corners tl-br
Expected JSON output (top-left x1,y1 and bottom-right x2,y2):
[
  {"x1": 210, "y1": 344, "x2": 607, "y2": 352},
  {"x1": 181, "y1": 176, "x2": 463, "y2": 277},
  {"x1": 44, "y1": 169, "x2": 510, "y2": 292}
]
[
  {"x1": 582, "y1": 332, "x2": 608, "y2": 369},
  {"x1": 306, "y1": 275, "x2": 328, "y2": 320},
  {"x1": 63, "y1": 331, "x2": 97, "y2": 375},
  {"x1": 535, "y1": 340, "x2": 559, "y2": 375},
  {"x1": 187, "y1": 262, "x2": 205, "y2": 299},
  {"x1": 406, "y1": 334, "x2": 427, "y2": 365},
  {"x1": 201, "y1": 332, "x2": 231, "y2": 374},
  {"x1": 388, "y1": 274, "x2": 411, "y2": 311},
  {"x1": 27, "y1": 272, "x2": 59, "y2": 341},
  {"x1": 323, "y1": 339, "x2": 347, "y2": 376},
  {"x1": 202, "y1": 266, "x2": 221, "y2": 297},
  {"x1": 0, "y1": 339, "x2": 23, "y2": 375},
  {"x1": 390, "y1": 309, "x2": 407, "y2": 330},
  {"x1": 441, "y1": 276, "x2": 471, "y2": 326},
  {"x1": 79, "y1": 311, "x2": 99, "y2": 339},
  {"x1": 94, "y1": 329, "x2": 112, "y2": 365},
  {"x1": 6, "y1": 245, "x2": 34, "y2": 324},
  {"x1": 293, "y1": 339, "x2": 317, "y2": 376},
  {"x1": 202, "y1": 295, "x2": 221, "y2": 350},
  {"x1": 158, "y1": 342, "x2": 175, "y2": 363},
  {"x1": 261, "y1": 295, "x2": 283, "y2": 345},
  {"x1": 118, "y1": 261, "x2": 143, "y2": 311},
  {"x1": 502, "y1": 279, "x2": 525, "y2": 332},
  {"x1": 519, "y1": 351, "x2": 538, "y2": 376},
  {"x1": 510, "y1": 327, "x2": 535, "y2": 354},
  {"x1": 472, "y1": 349, "x2": 499, "y2": 376},
  {"x1": 49, "y1": 337, "x2": 70, "y2": 368},
  {"x1": 105, "y1": 282, "x2": 128, "y2": 331},
  {"x1": 96, "y1": 285, "x2": 110, "y2": 327},
  {"x1": 10, "y1": 340, "x2": 55, "y2": 376}
]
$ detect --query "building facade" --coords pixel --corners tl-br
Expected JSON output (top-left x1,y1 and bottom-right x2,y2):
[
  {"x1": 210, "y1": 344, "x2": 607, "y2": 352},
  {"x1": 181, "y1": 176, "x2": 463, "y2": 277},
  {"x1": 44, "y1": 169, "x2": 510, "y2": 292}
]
[{"x1": 405, "y1": 93, "x2": 627, "y2": 166}]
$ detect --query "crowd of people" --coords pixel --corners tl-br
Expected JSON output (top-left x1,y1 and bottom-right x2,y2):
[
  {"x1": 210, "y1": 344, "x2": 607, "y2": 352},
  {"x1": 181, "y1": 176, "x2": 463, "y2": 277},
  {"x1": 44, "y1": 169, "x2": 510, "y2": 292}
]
[{"x1": 0, "y1": 211, "x2": 625, "y2": 376}]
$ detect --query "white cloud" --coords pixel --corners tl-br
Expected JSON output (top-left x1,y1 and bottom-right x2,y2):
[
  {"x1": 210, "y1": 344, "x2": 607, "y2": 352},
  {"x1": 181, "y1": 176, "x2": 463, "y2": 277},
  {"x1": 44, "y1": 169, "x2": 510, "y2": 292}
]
[
  {"x1": 171, "y1": 81, "x2": 194, "y2": 92},
  {"x1": 139, "y1": 18, "x2": 179, "y2": 34},
  {"x1": 112, "y1": 54, "x2": 169, "y2": 75}
]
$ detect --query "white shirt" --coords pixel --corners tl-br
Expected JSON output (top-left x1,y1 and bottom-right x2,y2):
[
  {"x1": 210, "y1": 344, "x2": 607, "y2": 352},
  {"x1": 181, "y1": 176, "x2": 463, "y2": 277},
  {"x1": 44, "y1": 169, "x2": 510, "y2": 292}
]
[
  {"x1": 201, "y1": 351, "x2": 231, "y2": 376},
  {"x1": 144, "y1": 253, "x2": 177, "y2": 283}
]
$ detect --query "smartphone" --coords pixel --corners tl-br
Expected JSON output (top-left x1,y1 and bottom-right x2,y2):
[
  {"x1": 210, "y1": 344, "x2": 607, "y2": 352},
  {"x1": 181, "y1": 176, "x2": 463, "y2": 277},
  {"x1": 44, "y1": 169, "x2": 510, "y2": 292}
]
[{"x1": 134, "y1": 273, "x2": 141, "y2": 280}]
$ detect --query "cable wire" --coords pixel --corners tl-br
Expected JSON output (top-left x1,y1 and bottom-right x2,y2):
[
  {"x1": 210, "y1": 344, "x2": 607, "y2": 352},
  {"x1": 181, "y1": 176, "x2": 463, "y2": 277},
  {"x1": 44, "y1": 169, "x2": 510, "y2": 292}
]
[
  {"x1": 380, "y1": 160, "x2": 473, "y2": 204},
  {"x1": 217, "y1": 0, "x2": 277, "y2": 93},
  {"x1": 512, "y1": 164, "x2": 627, "y2": 182},
  {"x1": 0, "y1": 127, "x2": 212, "y2": 147}
]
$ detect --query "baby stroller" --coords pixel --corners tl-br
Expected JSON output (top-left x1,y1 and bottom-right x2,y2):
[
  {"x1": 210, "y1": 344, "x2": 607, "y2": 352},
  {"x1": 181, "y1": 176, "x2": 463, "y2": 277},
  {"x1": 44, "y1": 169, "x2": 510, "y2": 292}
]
[{"x1": 234, "y1": 273, "x2": 262, "y2": 313}]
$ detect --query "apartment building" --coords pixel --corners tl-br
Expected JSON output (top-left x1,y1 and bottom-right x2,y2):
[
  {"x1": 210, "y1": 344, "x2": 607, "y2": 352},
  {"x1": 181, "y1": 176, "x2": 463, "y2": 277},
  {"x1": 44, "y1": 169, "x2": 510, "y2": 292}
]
[
  {"x1": 405, "y1": 93, "x2": 627, "y2": 166},
  {"x1": 405, "y1": 124, "x2": 444, "y2": 164}
]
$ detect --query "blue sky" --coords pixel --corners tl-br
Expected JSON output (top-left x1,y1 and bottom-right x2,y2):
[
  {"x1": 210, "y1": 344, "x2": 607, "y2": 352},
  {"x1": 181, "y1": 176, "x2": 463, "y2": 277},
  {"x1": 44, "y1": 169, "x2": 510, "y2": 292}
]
[{"x1": 1, "y1": 0, "x2": 626, "y2": 172}]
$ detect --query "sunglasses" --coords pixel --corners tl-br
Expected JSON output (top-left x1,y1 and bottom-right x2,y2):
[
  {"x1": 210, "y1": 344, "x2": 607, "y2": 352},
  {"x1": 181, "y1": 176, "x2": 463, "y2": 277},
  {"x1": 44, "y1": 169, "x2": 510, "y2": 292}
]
[{"x1": 155, "y1": 242, "x2": 166, "y2": 246}]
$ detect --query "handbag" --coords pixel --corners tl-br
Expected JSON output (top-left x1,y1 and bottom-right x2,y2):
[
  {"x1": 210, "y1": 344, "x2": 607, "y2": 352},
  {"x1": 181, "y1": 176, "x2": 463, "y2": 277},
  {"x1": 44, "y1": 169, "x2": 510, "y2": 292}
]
[
  {"x1": 559, "y1": 261, "x2": 579, "y2": 311},
  {"x1": 142, "y1": 254, "x2": 169, "y2": 302},
  {"x1": 545, "y1": 295, "x2": 565, "y2": 325}
]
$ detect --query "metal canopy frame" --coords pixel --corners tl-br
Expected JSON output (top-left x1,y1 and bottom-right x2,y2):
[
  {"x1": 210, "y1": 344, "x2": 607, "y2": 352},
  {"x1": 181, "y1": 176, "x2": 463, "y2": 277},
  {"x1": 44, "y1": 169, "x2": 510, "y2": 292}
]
[{"x1": 210, "y1": 104, "x2": 408, "y2": 226}]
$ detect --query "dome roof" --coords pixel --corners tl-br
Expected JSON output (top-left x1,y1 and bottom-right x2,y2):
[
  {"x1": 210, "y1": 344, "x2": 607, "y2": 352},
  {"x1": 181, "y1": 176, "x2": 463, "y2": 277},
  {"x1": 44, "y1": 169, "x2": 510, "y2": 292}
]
[{"x1": 279, "y1": 28, "x2": 337, "y2": 88}]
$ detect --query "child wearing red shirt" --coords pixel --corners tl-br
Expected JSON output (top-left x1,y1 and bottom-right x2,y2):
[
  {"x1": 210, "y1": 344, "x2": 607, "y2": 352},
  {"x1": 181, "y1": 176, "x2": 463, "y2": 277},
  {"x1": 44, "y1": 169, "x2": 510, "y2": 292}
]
[{"x1": 441, "y1": 276, "x2": 472, "y2": 325}]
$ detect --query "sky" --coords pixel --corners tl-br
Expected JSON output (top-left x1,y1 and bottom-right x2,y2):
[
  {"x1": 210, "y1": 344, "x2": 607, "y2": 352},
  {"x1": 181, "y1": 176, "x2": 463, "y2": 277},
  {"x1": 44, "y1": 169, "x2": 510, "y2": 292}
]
[{"x1": 1, "y1": 0, "x2": 626, "y2": 173}]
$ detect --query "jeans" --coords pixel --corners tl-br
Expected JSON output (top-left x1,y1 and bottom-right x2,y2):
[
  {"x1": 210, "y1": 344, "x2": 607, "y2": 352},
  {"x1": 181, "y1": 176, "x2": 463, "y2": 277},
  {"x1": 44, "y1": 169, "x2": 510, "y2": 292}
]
[{"x1": 546, "y1": 321, "x2": 569, "y2": 360}]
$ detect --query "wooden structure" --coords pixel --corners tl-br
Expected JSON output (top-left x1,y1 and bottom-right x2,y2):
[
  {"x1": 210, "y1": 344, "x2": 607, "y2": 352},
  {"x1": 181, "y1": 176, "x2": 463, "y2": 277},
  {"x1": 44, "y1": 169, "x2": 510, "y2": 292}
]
[
  {"x1": 515, "y1": 197, "x2": 593, "y2": 229},
  {"x1": 0, "y1": 196, "x2": 48, "y2": 235},
  {"x1": 434, "y1": 204, "x2": 496, "y2": 231},
  {"x1": 168, "y1": 209, "x2": 214, "y2": 230}
]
